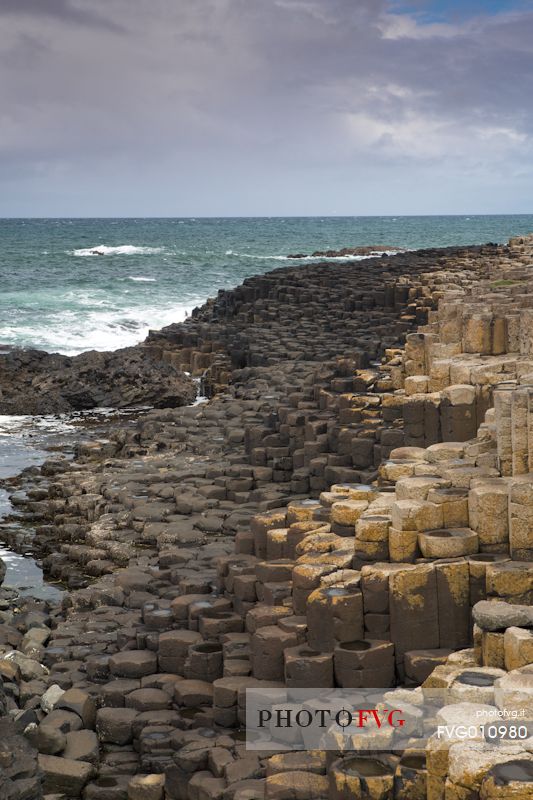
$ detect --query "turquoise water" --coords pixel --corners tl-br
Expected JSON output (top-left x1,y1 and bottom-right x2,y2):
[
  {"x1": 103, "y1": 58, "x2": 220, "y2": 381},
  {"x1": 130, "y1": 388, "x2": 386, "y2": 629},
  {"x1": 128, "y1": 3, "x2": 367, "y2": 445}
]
[{"x1": 1, "y1": 215, "x2": 533, "y2": 355}]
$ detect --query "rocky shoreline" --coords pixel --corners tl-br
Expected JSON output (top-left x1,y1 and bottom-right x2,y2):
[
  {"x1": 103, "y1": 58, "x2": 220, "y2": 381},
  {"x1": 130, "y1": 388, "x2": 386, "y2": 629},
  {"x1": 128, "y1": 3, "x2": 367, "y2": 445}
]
[
  {"x1": 0, "y1": 346, "x2": 196, "y2": 415},
  {"x1": 2, "y1": 237, "x2": 533, "y2": 798}
]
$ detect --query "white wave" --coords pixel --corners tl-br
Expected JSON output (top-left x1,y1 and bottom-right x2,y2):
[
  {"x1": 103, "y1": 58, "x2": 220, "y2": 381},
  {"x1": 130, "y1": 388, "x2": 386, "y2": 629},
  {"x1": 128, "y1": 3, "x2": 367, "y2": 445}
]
[
  {"x1": 0, "y1": 303, "x2": 197, "y2": 356},
  {"x1": 0, "y1": 407, "x2": 152, "y2": 439},
  {"x1": 71, "y1": 245, "x2": 164, "y2": 257},
  {"x1": 225, "y1": 250, "x2": 403, "y2": 262},
  {"x1": 128, "y1": 276, "x2": 156, "y2": 282},
  {"x1": 0, "y1": 414, "x2": 74, "y2": 437}
]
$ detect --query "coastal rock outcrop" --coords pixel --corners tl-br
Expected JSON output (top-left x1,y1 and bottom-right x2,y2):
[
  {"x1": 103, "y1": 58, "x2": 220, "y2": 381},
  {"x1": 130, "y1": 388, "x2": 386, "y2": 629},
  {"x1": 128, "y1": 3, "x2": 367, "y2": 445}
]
[
  {"x1": 3, "y1": 235, "x2": 533, "y2": 799},
  {"x1": 0, "y1": 346, "x2": 196, "y2": 415},
  {"x1": 287, "y1": 244, "x2": 403, "y2": 258}
]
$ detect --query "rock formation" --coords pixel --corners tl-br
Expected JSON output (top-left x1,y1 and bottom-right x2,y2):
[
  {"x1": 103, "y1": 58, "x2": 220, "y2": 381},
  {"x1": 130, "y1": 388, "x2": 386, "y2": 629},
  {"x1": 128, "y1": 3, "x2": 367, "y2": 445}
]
[
  {"x1": 287, "y1": 246, "x2": 403, "y2": 259},
  {"x1": 0, "y1": 346, "x2": 196, "y2": 415},
  {"x1": 2, "y1": 235, "x2": 533, "y2": 798}
]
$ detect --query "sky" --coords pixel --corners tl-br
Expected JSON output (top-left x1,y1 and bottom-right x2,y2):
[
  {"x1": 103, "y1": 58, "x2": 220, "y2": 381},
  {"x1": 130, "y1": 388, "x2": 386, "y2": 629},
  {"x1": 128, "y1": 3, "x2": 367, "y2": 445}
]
[{"x1": 0, "y1": 0, "x2": 532, "y2": 216}]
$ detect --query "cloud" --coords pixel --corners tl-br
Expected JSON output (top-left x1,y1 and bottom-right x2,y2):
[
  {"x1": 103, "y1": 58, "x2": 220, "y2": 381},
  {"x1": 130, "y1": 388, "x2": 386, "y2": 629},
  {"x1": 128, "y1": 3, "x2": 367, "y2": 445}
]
[
  {"x1": 0, "y1": 0, "x2": 123, "y2": 31},
  {"x1": 0, "y1": 0, "x2": 532, "y2": 214},
  {"x1": 378, "y1": 12, "x2": 460, "y2": 38}
]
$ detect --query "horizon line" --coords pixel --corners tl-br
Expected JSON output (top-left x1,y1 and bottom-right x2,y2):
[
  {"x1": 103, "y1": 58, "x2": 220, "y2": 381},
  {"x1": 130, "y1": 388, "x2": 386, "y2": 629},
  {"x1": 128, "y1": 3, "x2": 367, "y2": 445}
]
[{"x1": 1, "y1": 213, "x2": 533, "y2": 221}]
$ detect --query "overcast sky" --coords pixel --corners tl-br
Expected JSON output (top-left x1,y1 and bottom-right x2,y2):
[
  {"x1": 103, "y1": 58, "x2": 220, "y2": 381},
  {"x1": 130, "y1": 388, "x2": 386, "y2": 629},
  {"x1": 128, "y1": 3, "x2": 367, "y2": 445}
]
[{"x1": 1, "y1": 0, "x2": 532, "y2": 216}]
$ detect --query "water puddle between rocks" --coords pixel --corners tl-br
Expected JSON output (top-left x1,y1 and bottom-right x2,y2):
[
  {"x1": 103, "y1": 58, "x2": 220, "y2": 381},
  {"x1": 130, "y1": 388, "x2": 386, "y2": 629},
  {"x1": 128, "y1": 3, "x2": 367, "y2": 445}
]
[
  {"x1": 0, "y1": 414, "x2": 66, "y2": 602},
  {"x1": 0, "y1": 481, "x2": 64, "y2": 603},
  {"x1": 0, "y1": 407, "x2": 150, "y2": 603},
  {"x1": 0, "y1": 387, "x2": 208, "y2": 602}
]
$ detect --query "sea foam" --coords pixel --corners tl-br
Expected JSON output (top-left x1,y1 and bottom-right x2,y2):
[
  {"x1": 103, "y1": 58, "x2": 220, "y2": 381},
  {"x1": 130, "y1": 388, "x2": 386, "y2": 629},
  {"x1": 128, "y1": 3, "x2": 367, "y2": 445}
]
[
  {"x1": 225, "y1": 250, "x2": 402, "y2": 262},
  {"x1": 71, "y1": 245, "x2": 163, "y2": 257},
  {"x1": 0, "y1": 304, "x2": 195, "y2": 356}
]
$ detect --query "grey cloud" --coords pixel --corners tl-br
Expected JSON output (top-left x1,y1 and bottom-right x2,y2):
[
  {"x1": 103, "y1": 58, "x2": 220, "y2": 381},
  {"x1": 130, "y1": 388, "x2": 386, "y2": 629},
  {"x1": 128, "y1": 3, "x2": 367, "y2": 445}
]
[
  {"x1": 0, "y1": 0, "x2": 532, "y2": 215},
  {"x1": 0, "y1": 0, "x2": 123, "y2": 31}
]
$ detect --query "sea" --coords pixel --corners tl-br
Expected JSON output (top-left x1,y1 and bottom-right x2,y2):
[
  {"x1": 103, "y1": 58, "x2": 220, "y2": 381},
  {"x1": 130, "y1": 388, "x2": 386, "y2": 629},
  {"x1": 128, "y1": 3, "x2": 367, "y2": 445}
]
[
  {"x1": 2, "y1": 215, "x2": 533, "y2": 357},
  {"x1": 1, "y1": 214, "x2": 533, "y2": 595}
]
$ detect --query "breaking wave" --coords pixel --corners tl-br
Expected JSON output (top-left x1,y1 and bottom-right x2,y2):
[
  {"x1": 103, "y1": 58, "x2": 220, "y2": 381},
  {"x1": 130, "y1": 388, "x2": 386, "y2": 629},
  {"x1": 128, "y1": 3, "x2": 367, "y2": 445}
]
[
  {"x1": 0, "y1": 304, "x2": 194, "y2": 356},
  {"x1": 224, "y1": 249, "x2": 402, "y2": 261},
  {"x1": 71, "y1": 245, "x2": 164, "y2": 257}
]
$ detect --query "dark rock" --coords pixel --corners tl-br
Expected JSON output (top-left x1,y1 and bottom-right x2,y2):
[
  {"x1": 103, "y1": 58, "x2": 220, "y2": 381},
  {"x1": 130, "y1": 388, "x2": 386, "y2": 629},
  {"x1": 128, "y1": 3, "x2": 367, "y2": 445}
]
[
  {"x1": 287, "y1": 245, "x2": 403, "y2": 259},
  {"x1": 0, "y1": 346, "x2": 196, "y2": 415}
]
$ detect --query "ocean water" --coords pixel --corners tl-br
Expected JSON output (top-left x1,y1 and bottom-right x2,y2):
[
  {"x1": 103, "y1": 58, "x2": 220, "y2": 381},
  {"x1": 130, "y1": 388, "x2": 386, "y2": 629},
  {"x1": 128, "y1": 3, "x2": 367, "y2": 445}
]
[{"x1": 1, "y1": 215, "x2": 533, "y2": 356}]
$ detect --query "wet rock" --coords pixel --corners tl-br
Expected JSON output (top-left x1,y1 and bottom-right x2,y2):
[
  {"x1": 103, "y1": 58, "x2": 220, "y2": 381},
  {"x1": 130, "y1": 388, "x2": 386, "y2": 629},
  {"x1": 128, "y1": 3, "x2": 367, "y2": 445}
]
[
  {"x1": 39, "y1": 753, "x2": 94, "y2": 796},
  {"x1": 96, "y1": 707, "x2": 139, "y2": 745},
  {"x1": 0, "y1": 346, "x2": 196, "y2": 414},
  {"x1": 35, "y1": 722, "x2": 67, "y2": 755},
  {"x1": 124, "y1": 688, "x2": 171, "y2": 712},
  {"x1": 63, "y1": 730, "x2": 99, "y2": 765},
  {"x1": 109, "y1": 651, "x2": 158, "y2": 679},
  {"x1": 43, "y1": 709, "x2": 84, "y2": 734},
  {"x1": 55, "y1": 687, "x2": 96, "y2": 728},
  {"x1": 0, "y1": 718, "x2": 43, "y2": 800}
]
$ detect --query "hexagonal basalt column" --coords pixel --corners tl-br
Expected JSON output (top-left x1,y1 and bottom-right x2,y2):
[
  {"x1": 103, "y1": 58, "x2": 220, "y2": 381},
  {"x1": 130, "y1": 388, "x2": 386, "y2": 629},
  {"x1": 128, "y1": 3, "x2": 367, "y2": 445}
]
[
  {"x1": 250, "y1": 510, "x2": 287, "y2": 559},
  {"x1": 418, "y1": 528, "x2": 478, "y2": 559},
  {"x1": 395, "y1": 476, "x2": 450, "y2": 502},
  {"x1": 157, "y1": 631, "x2": 202, "y2": 675},
  {"x1": 494, "y1": 384, "x2": 515, "y2": 477},
  {"x1": 509, "y1": 477, "x2": 533, "y2": 561},
  {"x1": 184, "y1": 642, "x2": 223, "y2": 683},
  {"x1": 468, "y1": 554, "x2": 510, "y2": 605},
  {"x1": 306, "y1": 585, "x2": 363, "y2": 653},
  {"x1": 333, "y1": 639, "x2": 395, "y2": 688},
  {"x1": 435, "y1": 560, "x2": 471, "y2": 650},
  {"x1": 291, "y1": 562, "x2": 340, "y2": 615},
  {"x1": 283, "y1": 645, "x2": 334, "y2": 688},
  {"x1": 286, "y1": 499, "x2": 322, "y2": 524},
  {"x1": 486, "y1": 561, "x2": 533, "y2": 604},
  {"x1": 331, "y1": 499, "x2": 369, "y2": 529},
  {"x1": 512, "y1": 387, "x2": 531, "y2": 475},
  {"x1": 503, "y1": 627, "x2": 533, "y2": 670},
  {"x1": 428, "y1": 487, "x2": 469, "y2": 528},
  {"x1": 355, "y1": 514, "x2": 391, "y2": 565},
  {"x1": 198, "y1": 610, "x2": 244, "y2": 640},
  {"x1": 250, "y1": 625, "x2": 298, "y2": 681},
  {"x1": 480, "y1": 760, "x2": 533, "y2": 800},
  {"x1": 469, "y1": 479, "x2": 509, "y2": 552},
  {"x1": 286, "y1": 521, "x2": 330, "y2": 559},
  {"x1": 462, "y1": 311, "x2": 493, "y2": 354},
  {"x1": 440, "y1": 384, "x2": 478, "y2": 442},
  {"x1": 389, "y1": 564, "x2": 439, "y2": 677},
  {"x1": 329, "y1": 754, "x2": 398, "y2": 800},
  {"x1": 391, "y1": 499, "x2": 443, "y2": 535},
  {"x1": 394, "y1": 753, "x2": 428, "y2": 800}
]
